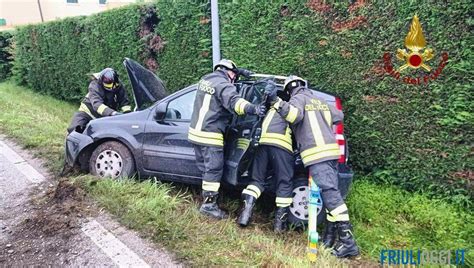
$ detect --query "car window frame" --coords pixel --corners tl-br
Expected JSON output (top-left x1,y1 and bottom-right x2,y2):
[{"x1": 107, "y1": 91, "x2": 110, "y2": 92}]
[{"x1": 152, "y1": 85, "x2": 197, "y2": 123}]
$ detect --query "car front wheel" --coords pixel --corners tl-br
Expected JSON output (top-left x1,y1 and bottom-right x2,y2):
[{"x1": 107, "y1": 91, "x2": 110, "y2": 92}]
[{"x1": 89, "y1": 141, "x2": 135, "y2": 179}]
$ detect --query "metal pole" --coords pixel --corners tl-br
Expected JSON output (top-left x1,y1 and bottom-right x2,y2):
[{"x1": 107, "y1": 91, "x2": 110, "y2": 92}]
[
  {"x1": 210, "y1": 0, "x2": 221, "y2": 68},
  {"x1": 37, "y1": 0, "x2": 44, "y2": 22}
]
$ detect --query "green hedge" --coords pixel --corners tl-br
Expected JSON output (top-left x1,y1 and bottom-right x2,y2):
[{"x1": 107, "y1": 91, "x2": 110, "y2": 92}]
[
  {"x1": 217, "y1": 1, "x2": 473, "y2": 207},
  {"x1": 12, "y1": 4, "x2": 156, "y2": 101},
  {"x1": 153, "y1": 1, "x2": 212, "y2": 91},
  {"x1": 0, "y1": 31, "x2": 13, "y2": 81},
  {"x1": 12, "y1": 1, "x2": 473, "y2": 207}
]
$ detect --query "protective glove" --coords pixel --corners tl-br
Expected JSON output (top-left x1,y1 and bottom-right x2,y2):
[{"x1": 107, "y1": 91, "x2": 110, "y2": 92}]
[
  {"x1": 254, "y1": 104, "x2": 267, "y2": 118},
  {"x1": 237, "y1": 68, "x2": 254, "y2": 79},
  {"x1": 111, "y1": 111, "x2": 123, "y2": 116},
  {"x1": 264, "y1": 80, "x2": 278, "y2": 104}
]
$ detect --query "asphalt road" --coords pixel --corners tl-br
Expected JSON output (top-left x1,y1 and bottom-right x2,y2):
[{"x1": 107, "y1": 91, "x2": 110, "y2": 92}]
[{"x1": 0, "y1": 137, "x2": 182, "y2": 267}]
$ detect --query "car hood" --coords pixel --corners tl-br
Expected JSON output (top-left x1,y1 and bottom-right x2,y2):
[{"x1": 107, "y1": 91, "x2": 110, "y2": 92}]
[{"x1": 123, "y1": 58, "x2": 168, "y2": 110}]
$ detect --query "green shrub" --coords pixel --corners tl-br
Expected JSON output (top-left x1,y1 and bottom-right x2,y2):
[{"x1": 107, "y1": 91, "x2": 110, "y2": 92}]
[
  {"x1": 0, "y1": 31, "x2": 13, "y2": 81},
  {"x1": 218, "y1": 1, "x2": 473, "y2": 207},
  {"x1": 153, "y1": 1, "x2": 212, "y2": 91},
  {"x1": 12, "y1": 4, "x2": 157, "y2": 102},
  {"x1": 348, "y1": 179, "x2": 473, "y2": 265}
]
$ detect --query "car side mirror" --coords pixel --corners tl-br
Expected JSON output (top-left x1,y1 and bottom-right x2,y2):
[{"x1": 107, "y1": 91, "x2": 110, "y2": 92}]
[{"x1": 154, "y1": 101, "x2": 168, "y2": 121}]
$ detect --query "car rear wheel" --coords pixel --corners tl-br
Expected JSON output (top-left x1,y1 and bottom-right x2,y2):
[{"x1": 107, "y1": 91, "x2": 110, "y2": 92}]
[
  {"x1": 288, "y1": 176, "x2": 325, "y2": 228},
  {"x1": 89, "y1": 141, "x2": 135, "y2": 179}
]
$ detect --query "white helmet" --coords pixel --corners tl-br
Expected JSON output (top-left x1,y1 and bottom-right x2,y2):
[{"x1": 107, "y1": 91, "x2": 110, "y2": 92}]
[
  {"x1": 283, "y1": 75, "x2": 307, "y2": 92},
  {"x1": 213, "y1": 59, "x2": 238, "y2": 72}
]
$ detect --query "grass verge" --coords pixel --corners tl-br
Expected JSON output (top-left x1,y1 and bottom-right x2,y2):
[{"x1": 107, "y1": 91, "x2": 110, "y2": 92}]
[{"x1": 0, "y1": 81, "x2": 472, "y2": 266}]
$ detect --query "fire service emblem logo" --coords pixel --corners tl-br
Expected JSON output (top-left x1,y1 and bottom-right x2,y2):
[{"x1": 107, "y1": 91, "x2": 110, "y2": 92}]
[{"x1": 383, "y1": 15, "x2": 448, "y2": 85}]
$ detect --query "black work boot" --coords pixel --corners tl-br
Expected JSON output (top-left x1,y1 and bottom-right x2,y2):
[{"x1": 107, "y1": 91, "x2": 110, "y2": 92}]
[
  {"x1": 322, "y1": 220, "x2": 338, "y2": 248},
  {"x1": 273, "y1": 207, "x2": 289, "y2": 233},
  {"x1": 332, "y1": 221, "x2": 360, "y2": 258},
  {"x1": 199, "y1": 191, "x2": 228, "y2": 220},
  {"x1": 237, "y1": 194, "x2": 257, "y2": 227}
]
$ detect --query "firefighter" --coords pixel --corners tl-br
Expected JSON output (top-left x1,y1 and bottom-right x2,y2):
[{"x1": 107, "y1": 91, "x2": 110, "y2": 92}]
[
  {"x1": 189, "y1": 59, "x2": 267, "y2": 219},
  {"x1": 67, "y1": 68, "x2": 131, "y2": 134},
  {"x1": 267, "y1": 75, "x2": 359, "y2": 258},
  {"x1": 237, "y1": 80, "x2": 295, "y2": 232}
]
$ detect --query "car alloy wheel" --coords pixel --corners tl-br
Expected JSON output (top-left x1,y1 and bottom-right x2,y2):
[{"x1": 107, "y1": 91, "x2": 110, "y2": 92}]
[{"x1": 95, "y1": 149, "x2": 123, "y2": 178}]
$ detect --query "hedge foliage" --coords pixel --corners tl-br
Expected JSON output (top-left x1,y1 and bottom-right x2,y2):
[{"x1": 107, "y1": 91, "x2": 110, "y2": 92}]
[
  {"x1": 12, "y1": 4, "x2": 153, "y2": 101},
  {"x1": 12, "y1": 1, "x2": 473, "y2": 207},
  {"x1": 0, "y1": 31, "x2": 13, "y2": 81},
  {"x1": 217, "y1": 1, "x2": 473, "y2": 207}
]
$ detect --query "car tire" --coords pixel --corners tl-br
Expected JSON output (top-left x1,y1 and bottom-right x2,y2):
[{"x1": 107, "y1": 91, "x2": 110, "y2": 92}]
[
  {"x1": 288, "y1": 176, "x2": 325, "y2": 228},
  {"x1": 89, "y1": 141, "x2": 135, "y2": 179}
]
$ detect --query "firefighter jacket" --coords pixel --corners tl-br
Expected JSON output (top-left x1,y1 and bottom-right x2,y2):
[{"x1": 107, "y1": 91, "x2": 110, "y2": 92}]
[
  {"x1": 78, "y1": 78, "x2": 131, "y2": 119},
  {"x1": 188, "y1": 70, "x2": 255, "y2": 147},
  {"x1": 259, "y1": 108, "x2": 293, "y2": 153},
  {"x1": 274, "y1": 86, "x2": 343, "y2": 167}
]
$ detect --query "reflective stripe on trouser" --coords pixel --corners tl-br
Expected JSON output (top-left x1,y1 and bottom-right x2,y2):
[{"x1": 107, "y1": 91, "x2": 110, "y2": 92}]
[
  {"x1": 276, "y1": 197, "x2": 292, "y2": 207},
  {"x1": 202, "y1": 181, "x2": 220, "y2": 192},
  {"x1": 326, "y1": 204, "x2": 349, "y2": 222},
  {"x1": 250, "y1": 145, "x2": 295, "y2": 205},
  {"x1": 242, "y1": 184, "x2": 262, "y2": 199},
  {"x1": 309, "y1": 160, "x2": 348, "y2": 221},
  {"x1": 193, "y1": 144, "x2": 224, "y2": 191}
]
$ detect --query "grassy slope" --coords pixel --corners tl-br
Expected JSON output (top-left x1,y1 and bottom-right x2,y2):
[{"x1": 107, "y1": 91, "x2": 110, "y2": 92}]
[{"x1": 0, "y1": 81, "x2": 472, "y2": 266}]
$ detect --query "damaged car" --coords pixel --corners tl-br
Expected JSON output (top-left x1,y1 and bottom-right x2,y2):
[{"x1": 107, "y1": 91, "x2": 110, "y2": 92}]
[{"x1": 65, "y1": 58, "x2": 353, "y2": 225}]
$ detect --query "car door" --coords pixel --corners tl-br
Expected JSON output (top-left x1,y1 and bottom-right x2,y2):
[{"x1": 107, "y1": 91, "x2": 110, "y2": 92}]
[
  {"x1": 223, "y1": 80, "x2": 268, "y2": 185},
  {"x1": 141, "y1": 87, "x2": 201, "y2": 181}
]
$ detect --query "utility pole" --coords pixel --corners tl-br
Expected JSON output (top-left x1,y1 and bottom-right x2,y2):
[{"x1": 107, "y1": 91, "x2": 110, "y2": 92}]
[
  {"x1": 210, "y1": 0, "x2": 221, "y2": 68},
  {"x1": 37, "y1": 0, "x2": 44, "y2": 22}
]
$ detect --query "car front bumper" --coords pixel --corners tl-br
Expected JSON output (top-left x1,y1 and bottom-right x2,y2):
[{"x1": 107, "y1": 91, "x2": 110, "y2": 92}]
[{"x1": 65, "y1": 131, "x2": 94, "y2": 167}]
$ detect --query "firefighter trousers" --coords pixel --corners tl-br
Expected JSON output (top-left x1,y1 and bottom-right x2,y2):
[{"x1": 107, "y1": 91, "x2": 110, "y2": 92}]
[
  {"x1": 244, "y1": 145, "x2": 295, "y2": 207},
  {"x1": 67, "y1": 111, "x2": 93, "y2": 134},
  {"x1": 309, "y1": 160, "x2": 349, "y2": 222},
  {"x1": 193, "y1": 144, "x2": 224, "y2": 192}
]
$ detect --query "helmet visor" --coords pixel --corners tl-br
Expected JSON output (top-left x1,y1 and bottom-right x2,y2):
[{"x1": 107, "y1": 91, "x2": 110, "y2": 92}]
[
  {"x1": 103, "y1": 82, "x2": 114, "y2": 89},
  {"x1": 102, "y1": 76, "x2": 117, "y2": 89}
]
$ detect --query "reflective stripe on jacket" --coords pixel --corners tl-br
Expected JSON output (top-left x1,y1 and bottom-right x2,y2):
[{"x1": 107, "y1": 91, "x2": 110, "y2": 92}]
[
  {"x1": 188, "y1": 70, "x2": 254, "y2": 147},
  {"x1": 259, "y1": 109, "x2": 292, "y2": 152},
  {"x1": 275, "y1": 87, "x2": 343, "y2": 166},
  {"x1": 78, "y1": 79, "x2": 131, "y2": 119}
]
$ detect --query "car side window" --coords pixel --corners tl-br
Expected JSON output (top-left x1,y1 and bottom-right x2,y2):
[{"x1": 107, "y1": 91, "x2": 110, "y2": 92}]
[{"x1": 165, "y1": 90, "x2": 196, "y2": 120}]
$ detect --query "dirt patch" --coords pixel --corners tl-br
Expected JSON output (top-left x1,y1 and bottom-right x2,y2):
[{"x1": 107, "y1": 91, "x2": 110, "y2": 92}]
[{"x1": 0, "y1": 180, "x2": 93, "y2": 266}]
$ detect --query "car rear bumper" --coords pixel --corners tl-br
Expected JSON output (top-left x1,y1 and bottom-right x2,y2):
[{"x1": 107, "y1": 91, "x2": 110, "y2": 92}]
[{"x1": 65, "y1": 131, "x2": 94, "y2": 167}]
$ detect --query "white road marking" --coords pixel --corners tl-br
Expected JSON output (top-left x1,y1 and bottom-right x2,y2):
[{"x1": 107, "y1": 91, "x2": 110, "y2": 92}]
[
  {"x1": 0, "y1": 140, "x2": 45, "y2": 183},
  {"x1": 81, "y1": 219, "x2": 150, "y2": 268}
]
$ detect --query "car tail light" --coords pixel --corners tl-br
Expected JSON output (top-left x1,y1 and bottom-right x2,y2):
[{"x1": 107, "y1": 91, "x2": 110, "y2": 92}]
[{"x1": 334, "y1": 97, "x2": 346, "y2": 163}]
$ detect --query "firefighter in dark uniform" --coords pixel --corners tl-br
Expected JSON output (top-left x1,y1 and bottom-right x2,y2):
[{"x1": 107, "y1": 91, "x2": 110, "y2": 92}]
[
  {"x1": 188, "y1": 59, "x2": 266, "y2": 219},
  {"x1": 237, "y1": 81, "x2": 295, "y2": 232},
  {"x1": 268, "y1": 75, "x2": 359, "y2": 258},
  {"x1": 67, "y1": 68, "x2": 131, "y2": 134}
]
